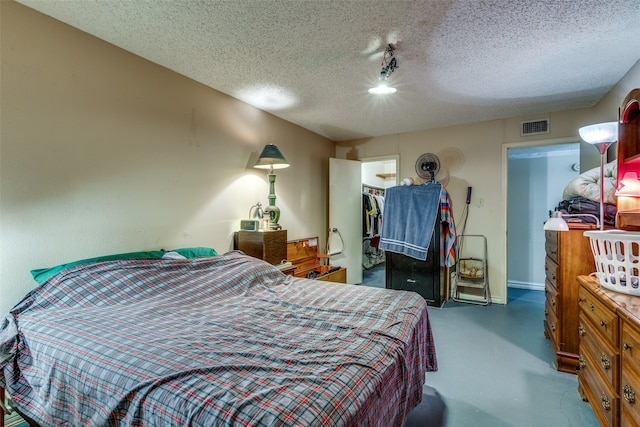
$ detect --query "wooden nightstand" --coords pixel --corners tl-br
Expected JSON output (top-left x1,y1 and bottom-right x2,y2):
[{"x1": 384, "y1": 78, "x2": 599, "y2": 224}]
[{"x1": 236, "y1": 230, "x2": 287, "y2": 265}]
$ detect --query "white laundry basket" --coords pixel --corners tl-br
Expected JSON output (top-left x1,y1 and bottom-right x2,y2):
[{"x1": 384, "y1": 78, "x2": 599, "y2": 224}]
[{"x1": 584, "y1": 230, "x2": 640, "y2": 295}]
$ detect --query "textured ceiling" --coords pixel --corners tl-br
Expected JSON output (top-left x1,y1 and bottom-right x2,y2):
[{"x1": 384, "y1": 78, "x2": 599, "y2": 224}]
[{"x1": 17, "y1": 0, "x2": 640, "y2": 142}]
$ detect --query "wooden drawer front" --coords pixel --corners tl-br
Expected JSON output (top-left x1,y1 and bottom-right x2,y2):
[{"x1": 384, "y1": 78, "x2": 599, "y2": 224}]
[
  {"x1": 579, "y1": 286, "x2": 619, "y2": 347},
  {"x1": 580, "y1": 313, "x2": 619, "y2": 390},
  {"x1": 545, "y1": 257, "x2": 559, "y2": 288},
  {"x1": 621, "y1": 365, "x2": 640, "y2": 427},
  {"x1": 545, "y1": 299, "x2": 559, "y2": 348},
  {"x1": 580, "y1": 345, "x2": 619, "y2": 427},
  {"x1": 545, "y1": 230, "x2": 559, "y2": 263},
  {"x1": 622, "y1": 322, "x2": 640, "y2": 371},
  {"x1": 545, "y1": 280, "x2": 558, "y2": 317},
  {"x1": 316, "y1": 267, "x2": 346, "y2": 284},
  {"x1": 621, "y1": 321, "x2": 640, "y2": 427}
]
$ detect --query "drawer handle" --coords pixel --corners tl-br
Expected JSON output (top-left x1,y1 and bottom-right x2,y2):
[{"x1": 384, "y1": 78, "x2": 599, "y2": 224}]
[
  {"x1": 578, "y1": 324, "x2": 586, "y2": 337},
  {"x1": 551, "y1": 323, "x2": 556, "y2": 333},
  {"x1": 590, "y1": 303, "x2": 595, "y2": 312},
  {"x1": 624, "y1": 342, "x2": 633, "y2": 352},
  {"x1": 579, "y1": 355, "x2": 586, "y2": 369},
  {"x1": 601, "y1": 393, "x2": 611, "y2": 411},
  {"x1": 624, "y1": 384, "x2": 636, "y2": 404},
  {"x1": 600, "y1": 320, "x2": 607, "y2": 329},
  {"x1": 578, "y1": 297, "x2": 584, "y2": 303},
  {"x1": 406, "y1": 279, "x2": 416, "y2": 283},
  {"x1": 551, "y1": 299, "x2": 556, "y2": 307},
  {"x1": 600, "y1": 353, "x2": 610, "y2": 370},
  {"x1": 544, "y1": 309, "x2": 548, "y2": 316}
]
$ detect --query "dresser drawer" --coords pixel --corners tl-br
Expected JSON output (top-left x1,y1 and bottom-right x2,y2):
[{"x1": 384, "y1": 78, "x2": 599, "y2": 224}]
[
  {"x1": 622, "y1": 322, "x2": 640, "y2": 369},
  {"x1": 580, "y1": 313, "x2": 619, "y2": 390},
  {"x1": 545, "y1": 280, "x2": 558, "y2": 317},
  {"x1": 545, "y1": 299, "x2": 559, "y2": 347},
  {"x1": 545, "y1": 256, "x2": 559, "y2": 288},
  {"x1": 621, "y1": 364, "x2": 640, "y2": 427},
  {"x1": 621, "y1": 321, "x2": 640, "y2": 427},
  {"x1": 545, "y1": 230, "x2": 558, "y2": 263},
  {"x1": 580, "y1": 345, "x2": 619, "y2": 427},
  {"x1": 579, "y1": 286, "x2": 619, "y2": 348}
]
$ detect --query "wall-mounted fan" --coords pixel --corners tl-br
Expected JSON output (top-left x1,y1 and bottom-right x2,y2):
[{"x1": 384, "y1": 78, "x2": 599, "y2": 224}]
[
  {"x1": 415, "y1": 153, "x2": 450, "y2": 185},
  {"x1": 415, "y1": 153, "x2": 439, "y2": 181}
]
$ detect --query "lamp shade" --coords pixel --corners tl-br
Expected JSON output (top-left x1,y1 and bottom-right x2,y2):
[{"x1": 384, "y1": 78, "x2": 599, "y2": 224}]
[
  {"x1": 578, "y1": 121, "x2": 618, "y2": 145},
  {"x1": 543, "y1": 214, "x2": 569, "y2": 231},
  {"x1": 254, "y1": 144, "x2": 290, "y2": 170},
  {"x1": 616, "y1": 172, "x2": 640, "y2": 196}
]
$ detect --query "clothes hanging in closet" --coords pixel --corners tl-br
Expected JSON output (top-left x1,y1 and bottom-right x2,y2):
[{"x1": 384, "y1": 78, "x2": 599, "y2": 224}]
[{"x1": 362, "y1": 191, "x2": 385, "y2": 238}]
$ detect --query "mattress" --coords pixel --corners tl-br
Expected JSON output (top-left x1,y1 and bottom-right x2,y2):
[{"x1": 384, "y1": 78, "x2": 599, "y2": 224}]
[{"x1": 0, "y1": 251, "x2": 436, "y2": 426}]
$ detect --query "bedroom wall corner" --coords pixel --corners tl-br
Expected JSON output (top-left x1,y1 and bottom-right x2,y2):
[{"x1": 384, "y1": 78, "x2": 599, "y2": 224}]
[{"x1": 0, "y1": 1, "x2": 335, "y2": 314}]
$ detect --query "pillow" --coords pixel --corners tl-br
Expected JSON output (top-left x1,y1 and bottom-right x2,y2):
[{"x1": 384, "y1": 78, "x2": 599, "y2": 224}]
[
  {"x1": 161, "y1": 251, "x2": 188, "y2": 260},
  {"x1": 30, "y1": 247, "x2": 218, "y2": 285},
  {"x1": 167, "y1": 247, "x2": 219, "y2": 258},
  {"x1": 30, "y1": 250, "x2": 165, "y2": 285}
]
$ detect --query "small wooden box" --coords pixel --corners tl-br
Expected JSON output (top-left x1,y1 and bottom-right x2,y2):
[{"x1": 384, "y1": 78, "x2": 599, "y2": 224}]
[
  {"x1": 236, "y1": 230, "x2": 287, "y2": 265},
  {"x1": 286, "y1": 237, "x2": 346, "y2": 283}
]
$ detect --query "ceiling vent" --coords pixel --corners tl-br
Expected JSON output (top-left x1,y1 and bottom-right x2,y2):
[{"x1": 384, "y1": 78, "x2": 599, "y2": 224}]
[{"x1": 521, "y1": 119, "x2": 550, "y2": 136}]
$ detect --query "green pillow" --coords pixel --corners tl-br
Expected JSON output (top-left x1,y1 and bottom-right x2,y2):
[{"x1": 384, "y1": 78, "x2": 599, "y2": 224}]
[
  {"x1": 30, "y1": 247, "x2": 219, "y2": 285},
  {"x1": 30, "y1": 250, "x2": 165, "y2": 285},
  {"x1": 168, "y1": 247, "x2": 219, "y2": 258}
]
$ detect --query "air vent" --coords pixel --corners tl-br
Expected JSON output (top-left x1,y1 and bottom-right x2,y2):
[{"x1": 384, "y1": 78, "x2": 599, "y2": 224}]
[{"x1": 521, "y1": 119, "x2": 550, "y2": 136}]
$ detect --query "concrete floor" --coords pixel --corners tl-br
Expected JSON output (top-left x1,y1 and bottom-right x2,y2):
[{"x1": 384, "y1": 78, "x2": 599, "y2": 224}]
[{"x1": 362, "y1": 263, "x2": 600, "y2": 427}]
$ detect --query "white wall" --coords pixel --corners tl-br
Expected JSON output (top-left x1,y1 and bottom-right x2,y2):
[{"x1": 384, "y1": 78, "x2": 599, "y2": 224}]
[{"x1": 0, "y1": 2, "x2": 335, "y2": 314}]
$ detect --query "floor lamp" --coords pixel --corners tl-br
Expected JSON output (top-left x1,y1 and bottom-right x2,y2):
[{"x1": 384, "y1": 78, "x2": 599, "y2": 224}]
[{"x1": 578, "y1": 122, "x2": 618, "y2": 230}]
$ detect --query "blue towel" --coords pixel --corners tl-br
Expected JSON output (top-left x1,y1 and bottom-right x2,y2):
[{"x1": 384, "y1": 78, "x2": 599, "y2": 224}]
[{"x1": 380, "y1": 183, "x2": 442, "y2": 260}]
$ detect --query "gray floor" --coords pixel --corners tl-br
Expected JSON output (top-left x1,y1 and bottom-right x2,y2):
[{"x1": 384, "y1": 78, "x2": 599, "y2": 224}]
[{"x1": 362, "y1": 263, "x2": 600, "y2": 427}]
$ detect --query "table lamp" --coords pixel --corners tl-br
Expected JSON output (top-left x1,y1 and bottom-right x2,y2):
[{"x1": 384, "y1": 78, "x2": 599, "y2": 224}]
[{"x1": 254, "y1": 144, "x2": 289, "y2": 229}]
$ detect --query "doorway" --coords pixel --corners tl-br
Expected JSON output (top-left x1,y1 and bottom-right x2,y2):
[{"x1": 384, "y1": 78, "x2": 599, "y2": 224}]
[
  {"x1": 506, "y1": 143, "x2": 581, "y2": 294},
  {"x1": 503, "y1": 133, "x2": 614, "y2": 301},
  {"x1": 361, "y1": 155, "x2": 399, "y2": 288}
]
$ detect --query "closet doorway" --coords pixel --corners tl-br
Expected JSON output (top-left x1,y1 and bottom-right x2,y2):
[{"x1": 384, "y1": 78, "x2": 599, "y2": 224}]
[{"x1": 361, "y1": 155, "x2": 398, "y2": 287}]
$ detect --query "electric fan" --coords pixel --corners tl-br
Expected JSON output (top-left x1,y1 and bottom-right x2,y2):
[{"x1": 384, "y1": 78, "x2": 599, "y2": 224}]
[{"x1": 415, "y1": 153, "x2": 443, "y2": 182}]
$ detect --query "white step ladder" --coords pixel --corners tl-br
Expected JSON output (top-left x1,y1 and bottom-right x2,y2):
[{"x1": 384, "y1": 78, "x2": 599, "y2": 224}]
[{"x1": 451, "y1": 234, "x2": 490, "y2": 305}]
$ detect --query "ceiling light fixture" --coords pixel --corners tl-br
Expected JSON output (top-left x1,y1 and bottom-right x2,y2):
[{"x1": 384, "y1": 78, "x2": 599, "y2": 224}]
[{"x1": 368, "y1": 44, "x2": 398, "y2": 95}]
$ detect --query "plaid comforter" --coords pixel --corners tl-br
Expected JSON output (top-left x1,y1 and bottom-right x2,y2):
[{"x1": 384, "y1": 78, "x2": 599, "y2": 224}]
[{"x1": 0, "y1": 251, "x2": 436, "y2": 426}]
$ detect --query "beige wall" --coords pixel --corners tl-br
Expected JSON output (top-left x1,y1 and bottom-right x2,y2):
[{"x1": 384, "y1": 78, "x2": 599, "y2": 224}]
[
  {"x1": 0, "y1": 2, "x2": 335, "y2": 314},
  {"x1": 337, "y1": 61, "x2": 640, "y2": 304}
]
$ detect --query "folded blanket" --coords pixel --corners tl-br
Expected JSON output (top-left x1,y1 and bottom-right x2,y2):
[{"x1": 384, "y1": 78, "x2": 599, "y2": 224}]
[{"x1": 380, "y1": 183, "x2": 442, "y2": 260}]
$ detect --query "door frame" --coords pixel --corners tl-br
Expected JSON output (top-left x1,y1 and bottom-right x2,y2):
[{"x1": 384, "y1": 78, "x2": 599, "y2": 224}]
[{"x1": 501, "y1": 136, "x2": 578, "y2": 300}]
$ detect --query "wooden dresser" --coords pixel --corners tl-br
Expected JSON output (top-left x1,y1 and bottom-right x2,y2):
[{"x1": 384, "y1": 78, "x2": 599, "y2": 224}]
[
  {"x1": 236, "y1": 230, "x2": 287, "y2": 265},
  {"x1": 577, "y1": 275, "x2": 640, "y2": 427},
  {"x1": 544, "y1": 227, "x2": 595, "y2": 373}
]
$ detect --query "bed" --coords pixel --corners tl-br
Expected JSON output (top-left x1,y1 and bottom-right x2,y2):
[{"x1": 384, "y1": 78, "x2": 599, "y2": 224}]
[{"x1": 1, "y1": 250, "x2": 437, "y2": 426}]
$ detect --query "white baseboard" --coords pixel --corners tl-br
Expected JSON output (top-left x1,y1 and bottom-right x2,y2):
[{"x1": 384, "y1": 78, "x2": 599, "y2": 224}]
[{"x1": 508, "y1": 280, "x2": 544, "y2": 291}]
